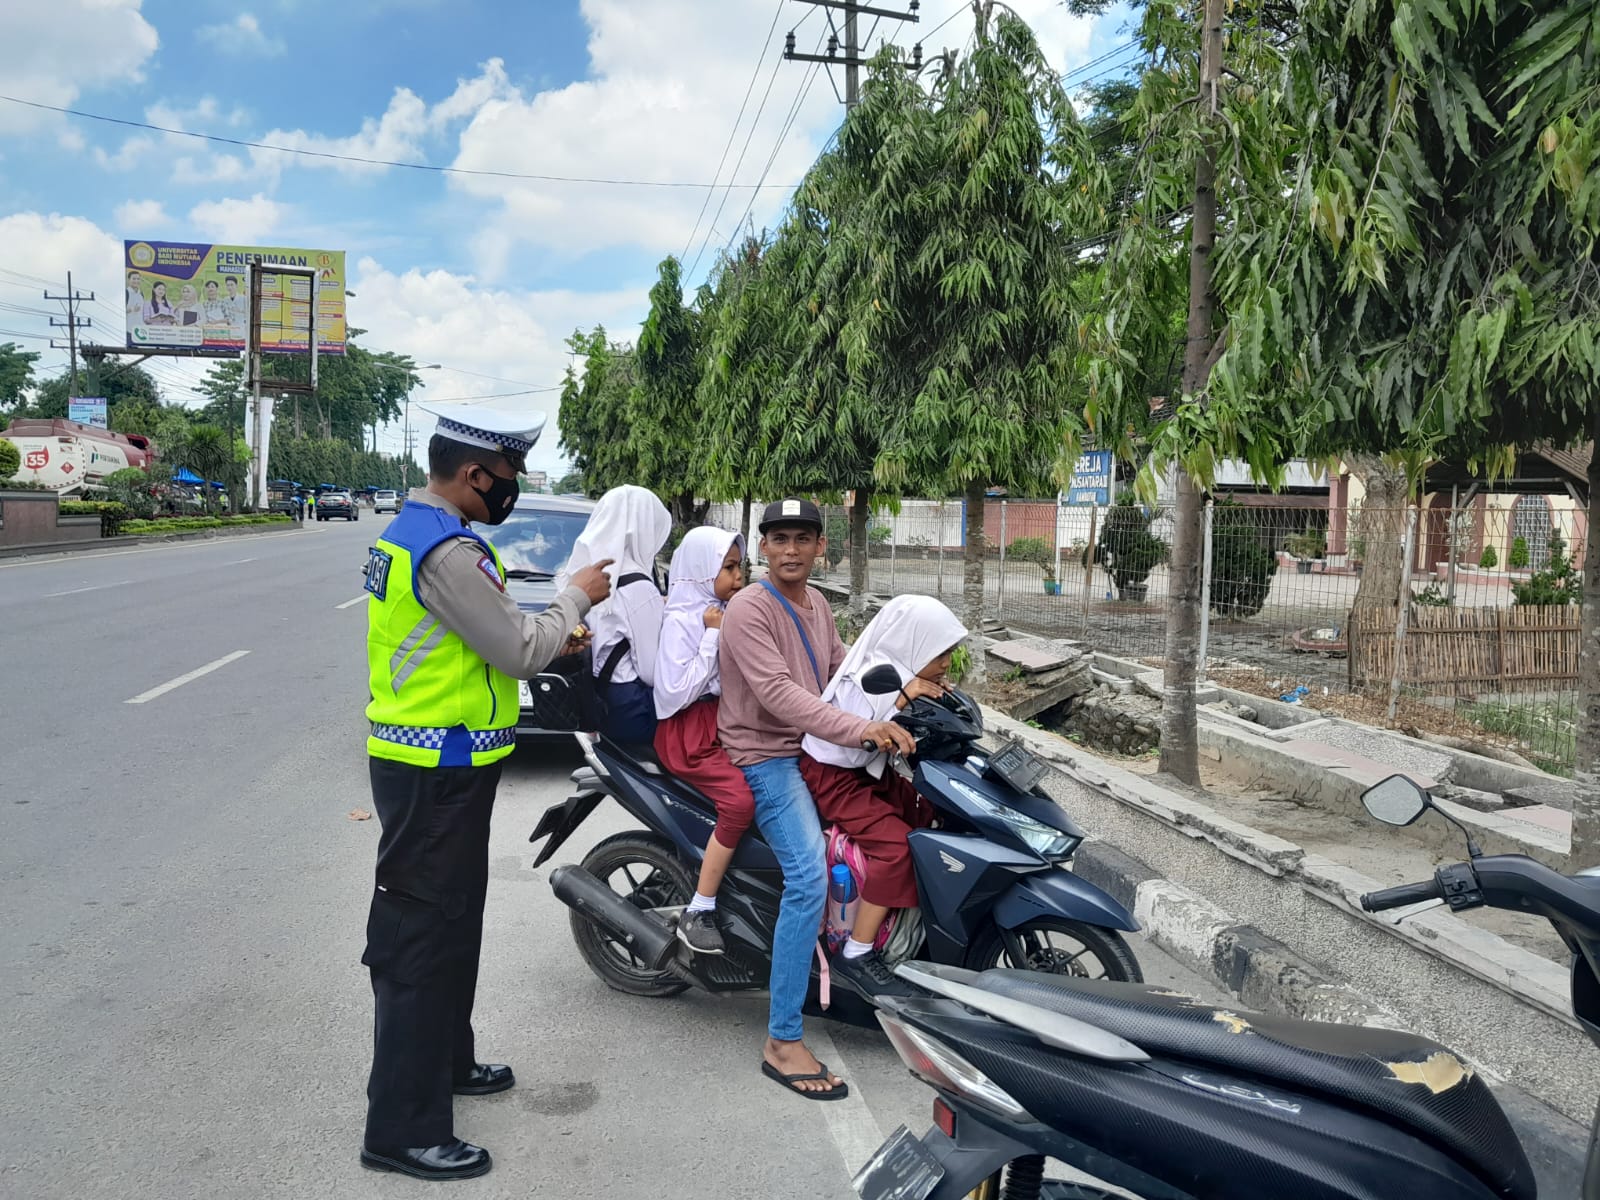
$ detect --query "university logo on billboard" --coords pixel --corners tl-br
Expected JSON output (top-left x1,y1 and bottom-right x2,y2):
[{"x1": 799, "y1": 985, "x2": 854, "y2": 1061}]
[{"x1": 123, "y1": 240, "x2": 347, "y2": 356}]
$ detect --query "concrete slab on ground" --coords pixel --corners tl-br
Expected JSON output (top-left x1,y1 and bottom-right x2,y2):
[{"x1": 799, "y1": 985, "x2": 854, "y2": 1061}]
[
  {"x1": 1284, "y1": 717, "x2": 1456, "y2": 781},
  {"x1": 987, "y1": 639, "x2": 1076, "y2": 674}
]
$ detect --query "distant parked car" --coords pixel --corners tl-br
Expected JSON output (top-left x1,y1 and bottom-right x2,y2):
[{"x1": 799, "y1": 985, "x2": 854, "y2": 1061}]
[
  {"x1": 318, "y1": 491, "x2": 358, "y2": 521},
  {"x1": 374, "y1": 489, "x2": 399, "y2": 514}
]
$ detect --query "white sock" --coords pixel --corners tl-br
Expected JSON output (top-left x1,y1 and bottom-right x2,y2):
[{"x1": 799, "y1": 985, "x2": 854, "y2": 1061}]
[
  {"x1": 842, "y1": 938, "x2": 873, "y2": 960},
  {"x1": 686, "y1": 892, "x2": 717, "y2": 914}
]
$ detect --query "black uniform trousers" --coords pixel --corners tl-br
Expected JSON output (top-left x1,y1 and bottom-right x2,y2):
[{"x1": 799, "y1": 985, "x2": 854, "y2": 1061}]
[{"x1": 363, "y1": 756, "x2": 502, "y2": 1149}]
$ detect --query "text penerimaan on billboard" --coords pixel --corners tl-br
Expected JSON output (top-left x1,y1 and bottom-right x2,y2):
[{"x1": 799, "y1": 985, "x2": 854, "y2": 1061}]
[{"x1": 122, "y1": 241, "x2": 346, "y2": 355}]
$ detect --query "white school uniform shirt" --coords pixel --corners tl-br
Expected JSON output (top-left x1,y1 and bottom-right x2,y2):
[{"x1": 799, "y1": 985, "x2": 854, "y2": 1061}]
[
  {"x1": 801, "y1": 594, "x2": 967, "y2": 779},
  {"x1": 555, "y1": 484, "x2": 672, "y2": 688},
  {"x1": 653, "y1": 526, "x2": 744, "y2": 719}
]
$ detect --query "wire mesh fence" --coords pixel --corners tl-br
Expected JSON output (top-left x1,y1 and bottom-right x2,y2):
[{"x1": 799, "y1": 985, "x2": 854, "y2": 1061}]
[{"x1": 704, "y1": 494, "x2": 1587, "y2": 774}]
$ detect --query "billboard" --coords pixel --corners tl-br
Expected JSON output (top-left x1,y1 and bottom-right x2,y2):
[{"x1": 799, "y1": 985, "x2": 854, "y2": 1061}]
[
  {"x1": 1067, "y1": 450, "x2": 1114, "y2": 506},
  {"x1": 68, "y1": 397, "x2": 108, "y2": 428},
  {"x1": 123, "y1": 241, "x2": 346, "y2": 355}
]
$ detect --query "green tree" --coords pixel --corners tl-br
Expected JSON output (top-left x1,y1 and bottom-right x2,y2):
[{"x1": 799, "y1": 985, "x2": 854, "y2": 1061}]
[
  {"x1": 1195, "y1": 0, "x2": 1600, "y2": 858},
  {"x1": 634, "y1": 256, "x2": 710, "y2": 529},
  {"x1": 0, "y1": 435, "x2": 19, "y2": 482},
  {"x1": 181, "y1": 424, "x2": 233, "y2": 516},
  {"x1": 0, "y1": 343, "x2": 39, "y2": 414},
  {"x1": 869, "y1": 10, "x2": 1096, "y2": 672},
  {"x1": 557, "y1": 327, "x2": 642, "y2": 496},
  {"x1": 29, "y1": 364, "x2": 161, "y2": 421},
  {"x1": 554, "y1": 469, "x2": 586, "y2": 495}
]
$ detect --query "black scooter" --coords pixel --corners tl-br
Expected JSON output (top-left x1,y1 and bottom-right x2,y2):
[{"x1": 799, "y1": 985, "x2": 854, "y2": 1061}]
[
  {"x1": 529, "y1": 666, "x2": 1142, "y2": 1026},
  {"x1": 853, "y1": 773, "x2": 1599, "y2": 1200}
]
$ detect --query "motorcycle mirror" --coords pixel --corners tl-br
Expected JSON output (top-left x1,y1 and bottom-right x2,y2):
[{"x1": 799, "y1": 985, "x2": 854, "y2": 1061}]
[
  {"x1": 1361, "y1": 775, "x2": 1430, "y2": 827},
  {"x1": 861, "y1": 664, "x2": 905, "y2": 695}
]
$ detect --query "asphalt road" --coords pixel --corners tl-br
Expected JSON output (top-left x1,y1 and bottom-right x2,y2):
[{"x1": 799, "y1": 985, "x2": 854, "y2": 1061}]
[{"x1": 0, "y1": 517, "x2": 1223, "y2": 1200}]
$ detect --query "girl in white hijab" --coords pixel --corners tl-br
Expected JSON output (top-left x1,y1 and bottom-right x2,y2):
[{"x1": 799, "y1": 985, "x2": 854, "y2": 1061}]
[
  {"x1": 651, "y1": 526, "x2": 752, "y2": 955},
  {"x1": 799, "y1": 596, "x2": 967, "y2": 986},
  {"x1": 557, "y1": 485, "x2": 672, "y2": 743}
]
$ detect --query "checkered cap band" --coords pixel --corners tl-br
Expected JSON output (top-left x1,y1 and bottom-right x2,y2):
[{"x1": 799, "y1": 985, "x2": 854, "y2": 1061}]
[
  {"x1": 370, "y1": 723, "x2": 449, "y2": 750},
  {"x1": 435, "y1": 417, "x2": 533, "y2": 455}
]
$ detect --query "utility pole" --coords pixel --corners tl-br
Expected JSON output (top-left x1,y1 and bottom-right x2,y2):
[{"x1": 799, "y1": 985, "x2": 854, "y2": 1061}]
[
  {"x1": 1158, "y1": 0, "x2": 1227, "y2": 787},
  {"x1": 46, "y1": 272, "x2": 94, "y2": 397},
  {"x1": 784, "y1": 0, "x2": 923, "y2": 109}
]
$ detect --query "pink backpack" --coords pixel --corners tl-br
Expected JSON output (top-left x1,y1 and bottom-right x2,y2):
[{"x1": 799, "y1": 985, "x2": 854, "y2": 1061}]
[{"x1": 824, "y1": 825, "x2": 922, "y2": 957}]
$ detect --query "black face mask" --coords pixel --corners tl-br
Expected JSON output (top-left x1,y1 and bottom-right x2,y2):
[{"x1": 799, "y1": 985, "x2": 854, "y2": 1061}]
[{"x1": 471, "y1": 467, "x2": 520, "y2": 525}]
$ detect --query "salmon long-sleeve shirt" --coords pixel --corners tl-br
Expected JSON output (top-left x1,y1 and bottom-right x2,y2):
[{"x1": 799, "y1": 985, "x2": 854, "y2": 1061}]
[{"x1": 716, "y1": 582, "x2": 871, "y2": 766}]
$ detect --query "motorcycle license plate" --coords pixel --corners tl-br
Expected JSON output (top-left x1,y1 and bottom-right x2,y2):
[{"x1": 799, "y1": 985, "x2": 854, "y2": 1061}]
[
  {"x1": 853, "y1": 1125, "x2": 945, "y2": 1200},
  {"x1": 517, "y1": 680, "x2": 533, "y2": 707}
]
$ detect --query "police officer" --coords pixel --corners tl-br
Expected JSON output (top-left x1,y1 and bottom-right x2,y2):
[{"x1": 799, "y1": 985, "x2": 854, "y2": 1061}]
[{"x1": 359, "y1": 403, "x2": 612, "y2": 1181}]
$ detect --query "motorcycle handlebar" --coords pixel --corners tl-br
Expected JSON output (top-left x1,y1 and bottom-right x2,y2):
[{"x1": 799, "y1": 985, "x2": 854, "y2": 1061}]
[{"x1": 1360, "y1": 878, "x2": 1444, "y2": 912}]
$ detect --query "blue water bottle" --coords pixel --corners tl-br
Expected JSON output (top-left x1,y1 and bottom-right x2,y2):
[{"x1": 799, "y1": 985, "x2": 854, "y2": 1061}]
[{"x1": 827, "y1": 863, "x2": 859, "y2": 952}]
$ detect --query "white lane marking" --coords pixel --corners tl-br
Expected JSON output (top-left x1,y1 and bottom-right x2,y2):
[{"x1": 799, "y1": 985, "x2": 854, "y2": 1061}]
[
  {"x1": 336, "y1": 593, "x2": 369, "y2": 609},
  {"x1": 0, "y1": 531, "x2": 302, "y2": 570},
  {"x1": 806, "y1": 1028, "x2": 886, "y2": 1178},
  {"x1": 43, "y1": 580, "x2": 130, "y2": 598},
  {"x1": 228, "y1": 557, "x2": 257, "y2": 565},
  {"x1": 125, "y1": 650, "x2": 251, "y2": 705}
]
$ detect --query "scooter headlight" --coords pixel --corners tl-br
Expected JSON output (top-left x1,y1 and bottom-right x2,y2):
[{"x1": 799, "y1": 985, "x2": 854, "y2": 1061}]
[
  {"x1": 948, "y1": 779, "x2": 1076, "y2": 858},
  {"x1": 876, "y1": 1012, "x2": 1031, "y2": 1121}
]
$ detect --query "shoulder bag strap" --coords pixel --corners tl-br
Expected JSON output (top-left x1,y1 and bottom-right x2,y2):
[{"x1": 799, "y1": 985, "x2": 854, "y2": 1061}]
[{"x1": 758, "y1": 578, "x2": 823, "y2": 689}]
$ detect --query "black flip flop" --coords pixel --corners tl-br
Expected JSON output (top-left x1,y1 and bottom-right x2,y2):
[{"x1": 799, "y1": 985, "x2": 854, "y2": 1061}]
[{"x1": 761, "y1": 1059, "x2": 850, "y2": 1101}]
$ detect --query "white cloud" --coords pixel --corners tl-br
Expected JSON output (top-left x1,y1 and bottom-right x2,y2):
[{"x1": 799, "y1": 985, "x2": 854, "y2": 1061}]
[
  {"x1": 444, "y1": 0, "x2": 1102, "y2": 275},
  {"x1": 187, "y1": 193, "x2": 285, "y2": 242},
  {"x1": 114, "y1": 199, "x2": 171, "y2": 230},
  {"x1": 245, "y1": 59, "x2": 515, "y2": 179},
  {"x1": 197, "y1": 13, "x2": 285, "y2": 57},
  {"x1": 0, "y1": 212, "x2": 130, "y2": 364},
  {"x1": 0, "y1": 0, "x2": 159, "y2": 134},
  {"x1": 349, "y1": 256, "x2": 649, "y2": 475}
]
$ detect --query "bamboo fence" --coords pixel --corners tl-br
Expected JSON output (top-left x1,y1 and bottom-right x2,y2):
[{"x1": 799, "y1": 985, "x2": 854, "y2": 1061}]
[{"x1": 1349, "y1": 605, "x2": 1581, "y2": 695}]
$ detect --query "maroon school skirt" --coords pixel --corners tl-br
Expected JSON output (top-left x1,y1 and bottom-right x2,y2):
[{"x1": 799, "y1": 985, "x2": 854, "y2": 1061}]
[
  {"x1": 799, "y1": 755, "x2": 930, "y2": 909},
  {"x1": 653, "y1": 698, "x2": 757, "y2": 850}
]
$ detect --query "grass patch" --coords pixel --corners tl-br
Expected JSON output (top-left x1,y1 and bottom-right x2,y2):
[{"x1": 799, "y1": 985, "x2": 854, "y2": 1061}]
[
  {"x1": 1462, "y1": 699, "x2": 1577, "y2": 776},
  {"x1": 122, "y1": 514, "x2": 293, "y2": 535}
]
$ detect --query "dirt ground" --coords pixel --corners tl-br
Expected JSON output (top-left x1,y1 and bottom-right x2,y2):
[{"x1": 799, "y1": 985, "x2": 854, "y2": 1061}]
[{"x1": 1113, "y1": 752, "x2": 1569, "y2": 964}]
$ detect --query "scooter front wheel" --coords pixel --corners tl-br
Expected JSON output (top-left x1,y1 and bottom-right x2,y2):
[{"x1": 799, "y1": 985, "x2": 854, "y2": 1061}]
[
  {"x1": 571, "y1": 832, "x2": 693, "y2": 998},
  {"x1": 966, "y1": 917, "x2": 1143, "y2": 983}
]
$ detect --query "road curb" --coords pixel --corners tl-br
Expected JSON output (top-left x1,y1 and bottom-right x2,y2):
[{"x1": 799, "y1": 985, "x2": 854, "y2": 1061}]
[
  {"x1": 0, "y1": 520, "x2": 303, "y2": 561},
  {"x1": 1070, "y1": 838, "x2": 1587, "y2": 1193}
]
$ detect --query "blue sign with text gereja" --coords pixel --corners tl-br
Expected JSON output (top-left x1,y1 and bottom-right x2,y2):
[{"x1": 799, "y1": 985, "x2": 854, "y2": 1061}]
[{"x1": 1067, "y1": 450, "x2": 1113, "y2": 505}]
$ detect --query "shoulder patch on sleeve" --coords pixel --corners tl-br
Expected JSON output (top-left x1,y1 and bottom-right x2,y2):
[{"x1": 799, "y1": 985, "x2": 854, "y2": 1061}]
[{"x1": 476, "y1": 554, "x2": 505, "y2": 591}]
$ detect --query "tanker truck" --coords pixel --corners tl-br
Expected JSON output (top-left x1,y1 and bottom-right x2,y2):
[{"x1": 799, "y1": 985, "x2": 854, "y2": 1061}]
[{"x1": 0, "y1": 419, "x2": 156, "y2": 497}]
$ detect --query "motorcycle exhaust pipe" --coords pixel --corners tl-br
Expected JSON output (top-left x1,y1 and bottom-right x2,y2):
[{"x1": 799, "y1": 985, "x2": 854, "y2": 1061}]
[{"x1": 550, "y1": 864, "x2": 678, "y2": 971}]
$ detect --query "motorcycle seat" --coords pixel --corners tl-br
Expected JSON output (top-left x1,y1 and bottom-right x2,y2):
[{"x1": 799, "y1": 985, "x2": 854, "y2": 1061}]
[
  {"x1": 597, "y1": 737, "x2": 720, "y2": 812},
  {"x1": 974, "y1": 971, "x2": 1532, "y2": 1200}
]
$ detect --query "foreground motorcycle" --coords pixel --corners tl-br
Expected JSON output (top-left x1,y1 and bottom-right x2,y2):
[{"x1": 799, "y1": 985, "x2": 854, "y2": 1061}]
[
  {"x1": 530, "y1": 666, "x2": 1141, "y2": 1026},
  {"x1": 854, "y1": 772, "x2": 1599, "y2": 1200}
]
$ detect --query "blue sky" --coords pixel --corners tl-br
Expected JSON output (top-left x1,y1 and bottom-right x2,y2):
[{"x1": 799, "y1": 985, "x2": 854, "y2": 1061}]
[{"x1": 0, "y1": 0, "x2": 1134, "y2": 475}]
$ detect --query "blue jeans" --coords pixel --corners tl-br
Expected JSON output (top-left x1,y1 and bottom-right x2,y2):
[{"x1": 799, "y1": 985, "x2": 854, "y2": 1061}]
[{"x1": 741, "y1": 756, "x2": 827, "y2": 1042}]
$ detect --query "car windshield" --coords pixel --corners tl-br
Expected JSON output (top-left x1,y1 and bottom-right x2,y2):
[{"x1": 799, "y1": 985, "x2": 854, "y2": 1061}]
[{"x1": 482, "y1": 506, "x2": 590, "y2": 576}]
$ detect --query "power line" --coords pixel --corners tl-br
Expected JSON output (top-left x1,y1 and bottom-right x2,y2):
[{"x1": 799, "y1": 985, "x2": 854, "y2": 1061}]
[
  {"x1": 686, "y1": 18, "x2": 800, "y2": 281},
  {"x1": 0, "y1": 94, "x2": 804, "y2": 190},
  {"x1": 1061, "y1": 39, "x2": 1142, "y2": 82},
  {"x1": 680, "y1": 0, "x2": 789, "y2": 262}
]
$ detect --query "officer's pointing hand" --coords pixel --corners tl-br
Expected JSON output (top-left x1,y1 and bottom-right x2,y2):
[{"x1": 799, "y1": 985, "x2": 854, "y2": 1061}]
[{"x1": 571, "y1": 558, "x2": 615, "y2": 605}]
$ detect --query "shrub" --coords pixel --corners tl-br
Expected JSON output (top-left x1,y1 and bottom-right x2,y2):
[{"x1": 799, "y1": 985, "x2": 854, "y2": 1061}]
[
  {"x1": 1094, "y1": 495, "x2": 1167, "y2": 598},
  {"x1": 1210, "y1": 501, "x2": 1279, "y2": 618},
  {"x1": 59, "y1": 500, "x2": 130, "y2": 537},
  {"x1": 823, "y1": 514, "x2": 848, "y2": 569},
  {"x1": 0, "y1": 436, "x2": 18, "y2": 482},
  {"x1": 1509, "y1": 536, "x2": 1530, "y2": 570},
  {"x1": 103, "y1": 467, "x2": 160, "y2": 519},
  {"x1": 1413, "y1": 581, "x2": 1452, "y2": 607},
  {"x1": 1479, "y1": 544, "x2": 1499, "y2": 569},
  {"x1": 1006, "y1": 535, "x2": 1056, "y2": 580},
  {"x1": 1513, "y1": 528, "x2": 1582, "y2": 606},
  {"x1": 1284, "y1": 529, "x2": 1327, "y2": 561}
]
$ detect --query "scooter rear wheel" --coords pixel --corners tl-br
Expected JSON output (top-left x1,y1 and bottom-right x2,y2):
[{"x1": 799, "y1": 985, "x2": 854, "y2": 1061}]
[
  {"x1": 966, "y1": 917, "x2": 1143, "y2": 983},
  {"x1": 571, "y1": 832, "x2": 693, "y2": 998}
]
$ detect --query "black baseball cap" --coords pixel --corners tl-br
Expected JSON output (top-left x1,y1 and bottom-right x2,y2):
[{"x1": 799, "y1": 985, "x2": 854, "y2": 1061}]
[{"x1": 758, "y1": 497, "x2": 824, "y2": 534}]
